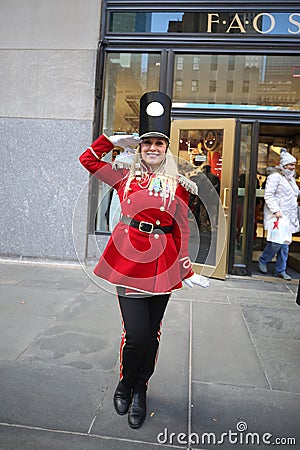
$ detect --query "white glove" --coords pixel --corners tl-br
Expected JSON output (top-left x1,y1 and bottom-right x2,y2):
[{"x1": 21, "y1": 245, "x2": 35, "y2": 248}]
[
  {"x1": 108, "y1": 134, "x2": 141, "y2": 149},
  {"x1": 123, "y1": 146, "x2": 137, "y2": 155},
  {"x1": 184, "y1": 273, "x2": 209, "y2": 288},
  {"x1": 114, "y1": 147, "x2": 136, "y2": 165}
]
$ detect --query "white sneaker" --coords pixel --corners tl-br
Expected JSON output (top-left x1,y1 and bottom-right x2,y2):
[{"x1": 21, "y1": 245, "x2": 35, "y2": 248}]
[{"x1": 274, "y1": 271, "x2": 291, "y2": 281}]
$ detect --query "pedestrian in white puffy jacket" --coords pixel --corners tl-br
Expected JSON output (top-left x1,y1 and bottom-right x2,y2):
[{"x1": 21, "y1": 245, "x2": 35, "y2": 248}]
[{"x1": 258, "y1": 148, "x2": 300, "y2": 280}]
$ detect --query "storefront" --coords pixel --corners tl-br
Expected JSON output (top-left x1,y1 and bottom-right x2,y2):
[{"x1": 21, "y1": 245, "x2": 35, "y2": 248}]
[{"x1": 86, "y1": 1, "x2": 300, "y2": 279}]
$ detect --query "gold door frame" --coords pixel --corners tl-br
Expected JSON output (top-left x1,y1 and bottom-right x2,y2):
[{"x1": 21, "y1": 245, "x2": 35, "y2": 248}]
[{"x1": 170, "y1": 119, "x2": 236, "y2": 279}]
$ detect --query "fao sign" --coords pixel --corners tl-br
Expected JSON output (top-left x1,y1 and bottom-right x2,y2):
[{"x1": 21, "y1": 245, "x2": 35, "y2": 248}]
[{"x1": 207, "y1": 13, "x2": 300, "y2": 34}]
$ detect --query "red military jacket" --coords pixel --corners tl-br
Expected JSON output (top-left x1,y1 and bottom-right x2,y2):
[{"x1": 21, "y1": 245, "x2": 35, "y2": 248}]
[{"x1": 79, "y1": 134, "x2": 195, "y2": 295}]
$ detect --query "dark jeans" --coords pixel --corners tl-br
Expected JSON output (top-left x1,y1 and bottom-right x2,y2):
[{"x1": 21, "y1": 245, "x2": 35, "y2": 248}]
[
  {"x1": 259, "y1": 242, "x2": 289, "y2": 273},
  {"x1": 117, "y1": 288, "x2": 170, "y2": 391}
]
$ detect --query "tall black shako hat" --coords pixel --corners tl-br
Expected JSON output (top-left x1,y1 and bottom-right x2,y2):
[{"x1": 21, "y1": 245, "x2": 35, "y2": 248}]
[{"x1": 139, "y1": 91, "x2": 171, "y2": 142}]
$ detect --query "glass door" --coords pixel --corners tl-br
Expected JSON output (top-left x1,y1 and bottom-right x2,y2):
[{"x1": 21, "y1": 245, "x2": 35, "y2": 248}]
[
  {"x1": 228, "y1": 121, "x2": 260, "y2": 275},
  {"x1": 170, "y1": 119, "x2": 236, "y2": 279}
]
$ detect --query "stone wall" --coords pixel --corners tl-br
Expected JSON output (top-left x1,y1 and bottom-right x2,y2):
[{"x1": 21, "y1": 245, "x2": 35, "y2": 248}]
[{"x1": 0, "y1": 0, "x2": 101, "y2": 262}]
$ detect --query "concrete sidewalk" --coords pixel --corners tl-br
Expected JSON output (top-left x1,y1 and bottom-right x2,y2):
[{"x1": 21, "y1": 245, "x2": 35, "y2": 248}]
[{"x1": 0, "y1": 261, "x2": 299, "y2": 450}]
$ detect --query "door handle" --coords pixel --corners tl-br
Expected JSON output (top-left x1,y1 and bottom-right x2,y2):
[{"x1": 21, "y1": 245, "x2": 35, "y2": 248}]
[{"x1": 222, "y1": 187, "x2": 229, "y2": 210}]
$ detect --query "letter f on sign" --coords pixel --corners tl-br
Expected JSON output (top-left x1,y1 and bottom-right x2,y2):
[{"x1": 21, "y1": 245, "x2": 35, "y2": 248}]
[{"x1": 207, "y1": 14, "x2": 220, "y2": 33}]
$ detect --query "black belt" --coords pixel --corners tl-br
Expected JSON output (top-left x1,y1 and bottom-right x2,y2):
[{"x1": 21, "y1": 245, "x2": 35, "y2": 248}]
[{"x1": 121, "y1": 216, "x2": 173, "y2": 234}]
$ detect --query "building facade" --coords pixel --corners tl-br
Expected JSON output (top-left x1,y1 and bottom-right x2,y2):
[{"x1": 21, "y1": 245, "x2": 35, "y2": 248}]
[
  {"x1": 89, "y1": 0, "x2": 300, "y2": 278},
  {"x1": 1, "y1": 1, "x2": 300, "y2": 277}
]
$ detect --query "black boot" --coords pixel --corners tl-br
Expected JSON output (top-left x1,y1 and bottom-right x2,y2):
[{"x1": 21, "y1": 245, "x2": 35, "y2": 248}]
[
  {"x1": 128, "y1": 390, "x2": 147, "y2": 429},
  {"x1": 113, "y1": 381, "x2": 132, "y2": 415}
]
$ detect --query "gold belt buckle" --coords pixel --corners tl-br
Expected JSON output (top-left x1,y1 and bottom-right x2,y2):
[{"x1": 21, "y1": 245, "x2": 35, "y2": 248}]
[{"x1": 138, "y1": 221, "x2": 154, "y2": 233}]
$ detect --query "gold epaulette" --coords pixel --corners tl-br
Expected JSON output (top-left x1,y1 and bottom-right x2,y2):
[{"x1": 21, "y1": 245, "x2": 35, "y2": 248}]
[{"x1": 178, "y1": 174, "x2": 198, "y2": 195}]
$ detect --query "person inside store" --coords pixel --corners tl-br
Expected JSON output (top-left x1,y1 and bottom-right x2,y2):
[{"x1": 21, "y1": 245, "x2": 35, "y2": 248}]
[
  {"x1": 79, "y1": 91, "x2": 209, "y2": 429},
  {"x1": 200, "y1": 163, "x2": 220, "y2": 194},
  {"x1": 189, "y1": 162, "x2": 220, "y2": 231},
  {"x1": 236, "y1": 171, "x2": 260, "y2": 248},
  {"x1": 258, "y1": 148, "x2": 299, "y2": 280},
  {"x1": 204, "y1": 130, "x2": 222, "y2": 180}
]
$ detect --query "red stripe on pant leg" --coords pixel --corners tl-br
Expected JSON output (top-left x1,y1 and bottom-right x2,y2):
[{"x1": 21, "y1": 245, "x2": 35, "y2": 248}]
[{"x1": 119, "y1": 320, "x2": 126, "y2": 380}]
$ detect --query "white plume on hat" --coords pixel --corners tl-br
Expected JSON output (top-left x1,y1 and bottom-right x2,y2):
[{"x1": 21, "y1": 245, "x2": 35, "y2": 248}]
[{"x1": 280, "y1": 148, "x2": 296, "y2": 167}]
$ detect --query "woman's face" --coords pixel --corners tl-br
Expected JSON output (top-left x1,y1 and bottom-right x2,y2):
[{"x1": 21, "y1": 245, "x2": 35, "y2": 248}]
[
  {"x1": 284, "y1": 162, "x2": 296, "y2": 171},
  {"x1": 140, "y1": 137, "x2": 168, "y2": 170}
]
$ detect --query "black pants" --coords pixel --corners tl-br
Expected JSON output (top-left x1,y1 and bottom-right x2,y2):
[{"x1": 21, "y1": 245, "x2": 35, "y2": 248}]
[{"x1": 117, "y1": 288, "x2": 170, "y2": 391}]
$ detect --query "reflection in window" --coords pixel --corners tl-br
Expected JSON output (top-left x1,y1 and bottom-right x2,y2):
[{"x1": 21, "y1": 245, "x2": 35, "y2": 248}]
[
  {"x1": 228, "y1": 56, "x2": 235, "y2": 70},
  {"x1": 175, "y1": 80, "x2": 183, "y2": 92},
  {"x1": 227, "y1": 80, "x2": 234, "y2": 93},
  {"x1": 242, "y1": 80, "x2": 250, "y2": 93},
  {"x1": 96, "y1": 52, "x2": 160, "y2": 232},
  {"x1": 109, "y1": 12, "x2": 184, "y2": 33},
  {"x1": 177, "y1": 56, "x2": 184, "y2": 71},
  {"x1": 102, "y1": 52, "x2": 160, "y2": 136},
  {"x1": 108, "y1": 12, "x2": 300, "y2": 35},
  {"x1": 210, "y1": 56, "x2": 218, "y2": 71},
  {"x1": 234, "y1": 124, "x2": 252, "y2": 265},
  {"x1": 193, "y1": 57, "x2": 200, "y2": 70},
  {"x1": 209, "y1": 80, "x2": 217, "y2": 93},
  {"x1": 173, "y1": 54, "x2": 300, "y2": 111},
  {"x1": 192, "y1": 80, "x2": 199, "y2": 92}
]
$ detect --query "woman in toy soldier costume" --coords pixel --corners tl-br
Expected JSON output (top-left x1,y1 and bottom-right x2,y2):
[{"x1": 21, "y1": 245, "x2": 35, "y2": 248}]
[{"x1": 79, "y1": 91, "x2": 208, "y2": 429}]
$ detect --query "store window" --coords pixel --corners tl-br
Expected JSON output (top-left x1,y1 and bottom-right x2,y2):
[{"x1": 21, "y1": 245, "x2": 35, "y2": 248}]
[
  {"x1": 95, "y1": 52, "x2": 161, "y2": 232},
  {"x1": 101, "y1": 52, "x2": 160, "y2": 137},
  {"x1": 173, "y1": 54, "x2": 300, "y2": 111}
]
